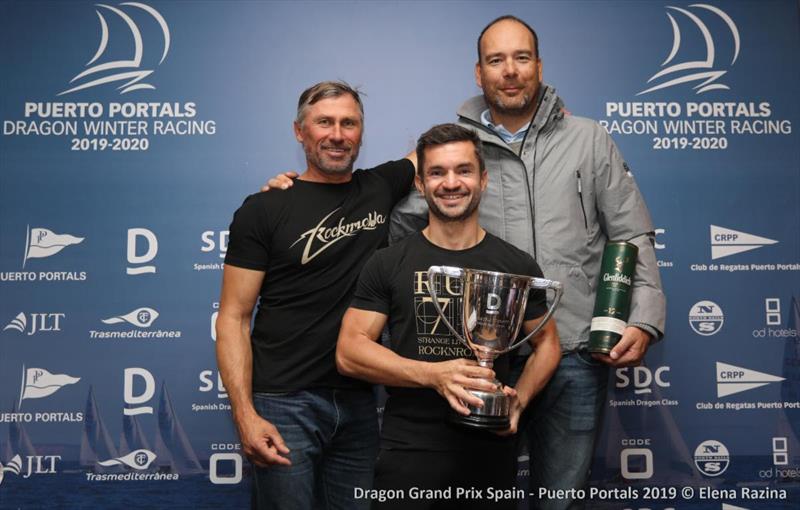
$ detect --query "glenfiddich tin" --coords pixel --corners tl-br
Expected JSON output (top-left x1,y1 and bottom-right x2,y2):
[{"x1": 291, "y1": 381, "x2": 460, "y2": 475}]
[{"x1": 588, "y1": 241, "x2": 638, "y2": 354}]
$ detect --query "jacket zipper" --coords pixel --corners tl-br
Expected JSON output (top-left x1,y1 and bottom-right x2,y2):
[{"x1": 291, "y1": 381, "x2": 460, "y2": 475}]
[{"x1": 576, "y1": 170, "x2": 589, "y2": 230}]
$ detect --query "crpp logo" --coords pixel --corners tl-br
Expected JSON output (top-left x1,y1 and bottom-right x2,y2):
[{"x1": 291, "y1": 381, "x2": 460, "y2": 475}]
[
  {"x1": 60, "y1": 2, "x2": 170, "y2": 96},
  {"x1": 127, "y1": 228, "x2": 158, "y2": 275},
  {"x1": 616, "y1": 366, "x2": 670, "y2": 395},
  {"x1": 124, "y1": 367, "x2": 155, "y2": 416},
  {"x1": 639, "y1": 4, "x2": 740, "y2": 95}
]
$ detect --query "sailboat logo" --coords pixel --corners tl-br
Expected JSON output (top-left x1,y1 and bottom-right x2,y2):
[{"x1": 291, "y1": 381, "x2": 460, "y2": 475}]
[
  {"x1": 59, "y1": 2, "x2": 170, "y2": 96},
  {"x1": 0, "y1": 455, "x2": 23, "y2": 486},
  {"x1": 638, "y1": 4, "x2": 740, "y2": 95}
]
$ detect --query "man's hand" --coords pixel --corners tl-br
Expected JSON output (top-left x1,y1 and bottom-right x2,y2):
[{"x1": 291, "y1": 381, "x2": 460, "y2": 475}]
[
  {"x1": 235, "y1": 412, "x2": 291, "y2": 467},
  {"x1": 494, "y1": 385, "x2": 521, "y2": 437},
  {"x1": 428, "y1": 358, "x2": 498, "y2": 416},
  {"x1": 592, "y1": 326, "x2": 651, "y2": 367},
  {"x1": 261, "y1": 171, "x2": 298, "y2": 192}
]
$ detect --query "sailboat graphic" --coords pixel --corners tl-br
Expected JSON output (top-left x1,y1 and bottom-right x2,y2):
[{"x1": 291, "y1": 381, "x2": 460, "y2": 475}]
[
  {"x1": 2, "y1": 402, "x2": 37, "y2": 462},
  {"x1": 153, "y1": 382, "x2": 203, "y2": 474},
  {"x1": 59, "y1": 2, "x2": 170, "y2": 96},
  {"x1": 80, "y1": 385, "x2": 122, "y2": 472},
  {"x1": 638, "y1": 4, "x2": 740, "y2": 95}
]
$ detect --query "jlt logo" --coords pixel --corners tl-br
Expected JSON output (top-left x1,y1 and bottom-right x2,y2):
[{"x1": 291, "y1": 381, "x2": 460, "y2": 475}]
[
  {"x1": 124, "y1": 367, "x2": 156, "y2": 416},
  {"x1": 615, "y1": 366, "x2": 670, "y2": 395},
  {"x1": 0, "y1": 454, "x2": 60, "y2": 485},
  {"x1": 3, "y1": 312, "x2": 64, "y2": 335},
  {"x1": 201, "y1": 231, "x2": 229, "y2": 258},
  {"x1": 127, "y1": 228, "x2": 158, "y2": 275}
]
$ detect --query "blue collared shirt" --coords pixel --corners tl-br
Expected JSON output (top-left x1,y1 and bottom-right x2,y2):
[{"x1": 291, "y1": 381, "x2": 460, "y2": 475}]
[{"x1": 480, "y1": 109, "x2": 530, "y2": 144}]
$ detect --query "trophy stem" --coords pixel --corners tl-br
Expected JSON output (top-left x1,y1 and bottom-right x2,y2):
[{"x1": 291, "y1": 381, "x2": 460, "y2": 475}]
[{"x1": 476, "y1": 355, "x2": 495, "y2": 369}]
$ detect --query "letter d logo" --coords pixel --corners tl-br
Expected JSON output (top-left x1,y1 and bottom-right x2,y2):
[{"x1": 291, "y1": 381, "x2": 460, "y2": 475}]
[
  {"x1": 127, "y1": 228, "x2": 158, "y2": 275},
  {"x1": 486, "y1": 293, "x2": 501, "y2": 315},
  {"x1": 124, "y1": 367, "x2": 155, "y2": 415}
]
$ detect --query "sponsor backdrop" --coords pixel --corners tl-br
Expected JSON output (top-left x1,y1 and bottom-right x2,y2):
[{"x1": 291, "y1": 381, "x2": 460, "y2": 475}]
[{"x1": 1, "y1": 1, "x2": 798, "y2": 509}]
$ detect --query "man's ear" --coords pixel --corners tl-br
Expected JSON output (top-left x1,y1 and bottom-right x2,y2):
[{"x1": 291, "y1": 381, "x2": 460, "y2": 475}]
[
  {"x1": 293, "y1": 121, "x2": 303, "y2": 143},
  {"x1": 414, "y1": 173, "x2": 424, "y2": 195}
]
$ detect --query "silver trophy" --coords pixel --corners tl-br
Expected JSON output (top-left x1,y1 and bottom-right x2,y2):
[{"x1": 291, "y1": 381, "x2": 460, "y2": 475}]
[{"x1": 427, "y1": 266, "x2": 562, "y2": 430}]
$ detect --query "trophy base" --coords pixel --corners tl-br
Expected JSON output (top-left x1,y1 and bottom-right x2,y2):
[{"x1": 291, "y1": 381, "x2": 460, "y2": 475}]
[{"x1": 448, "y1": 409, "x2": 510, "y2": 431}]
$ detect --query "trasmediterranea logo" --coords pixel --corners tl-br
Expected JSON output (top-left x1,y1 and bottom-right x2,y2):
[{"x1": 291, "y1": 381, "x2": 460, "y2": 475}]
[
  {"x1": 0, "y1": 226, "x2": 88, "y2": 283},
  {"x1": 601, "y1": 3, "x2": 792, "y2": 148},
  {"x1": 98, "y1": 449, "x2": 156, "y2": 470},
  {"x1": 90, "y1": 307, "x2": 182, "y2": 340},
  {"x1": 59, "y1": 2, "x2": 170, "y2": 96},
  {"x1": 688, "y1": 300, "x2": 724, "y2": 336},
  {"x1": 638, "y1": 4, "x2": 739, "y2": 96},
  {"x1": 2, "y1": 2, "x2": 217, "y2": 150}
]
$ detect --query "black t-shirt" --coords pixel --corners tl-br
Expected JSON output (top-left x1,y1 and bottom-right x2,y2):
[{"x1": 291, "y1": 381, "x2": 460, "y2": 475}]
[
  {"x1": 224, "y1": 159, "x2": 415, "y2": 392},
  {"x1": 351, "y1": 232, "x2": 547, "y2": 451}
]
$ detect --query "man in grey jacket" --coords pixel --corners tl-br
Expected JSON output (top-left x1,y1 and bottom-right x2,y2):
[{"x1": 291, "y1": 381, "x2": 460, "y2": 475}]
[{"x1": 389, "y1": 15, "x2": 666, "y2": 510}]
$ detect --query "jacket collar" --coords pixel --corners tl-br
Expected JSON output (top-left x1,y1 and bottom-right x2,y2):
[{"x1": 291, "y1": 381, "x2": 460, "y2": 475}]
[{"x1": 458, "y1": 84, "x2": 565, "y2": 143}]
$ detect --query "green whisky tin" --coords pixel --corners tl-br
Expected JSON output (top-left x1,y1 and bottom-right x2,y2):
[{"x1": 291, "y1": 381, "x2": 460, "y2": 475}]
[{"x1": 588, "y1": 241, "x2": 638, "y2": 354}]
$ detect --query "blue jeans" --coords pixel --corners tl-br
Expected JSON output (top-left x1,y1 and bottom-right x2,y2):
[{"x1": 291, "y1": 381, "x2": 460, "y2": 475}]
[
  {"x1": 514, "y1": 351, "x2": 608, "y2": 510},
  {"x1": 251, "y1": 388, "x2": 379, "y2": 510}
]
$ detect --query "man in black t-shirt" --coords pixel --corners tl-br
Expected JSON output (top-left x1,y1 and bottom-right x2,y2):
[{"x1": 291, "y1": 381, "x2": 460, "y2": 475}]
[
  {"x1": 216, "y1": 81, "x2": 415, "y2": 510},
  {"x1": 337, "y1": 124, "x2": 561, "y2": 509}
]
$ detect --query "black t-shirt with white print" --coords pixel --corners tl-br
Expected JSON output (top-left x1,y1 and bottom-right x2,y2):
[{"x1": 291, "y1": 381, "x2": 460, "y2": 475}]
[
  {"x1": 224, "y1": 159, "x2": 415, "y2": 392},
  {"x1": 351, "y1": 231, "x2": 547, "y2": 451}
]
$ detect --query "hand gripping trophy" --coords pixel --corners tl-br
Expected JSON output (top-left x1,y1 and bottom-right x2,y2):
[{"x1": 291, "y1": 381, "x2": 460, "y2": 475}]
[{"x1": 427, "y1": 266, "x2": 562, "y2": 430}]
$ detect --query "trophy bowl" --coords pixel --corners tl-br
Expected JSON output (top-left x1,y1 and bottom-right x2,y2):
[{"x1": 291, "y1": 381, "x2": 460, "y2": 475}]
[{"x1": 427, "y1": 266, "x2": 562, "y2": 430}]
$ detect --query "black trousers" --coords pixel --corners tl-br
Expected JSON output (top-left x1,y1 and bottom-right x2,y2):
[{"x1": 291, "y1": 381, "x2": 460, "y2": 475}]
[{"x1": 371, "y1": 445, "x2": 519, "y2": 510}]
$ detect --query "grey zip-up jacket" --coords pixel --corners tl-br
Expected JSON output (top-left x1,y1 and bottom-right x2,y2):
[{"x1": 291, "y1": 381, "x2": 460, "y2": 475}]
[{"x1": 390, "y1": 85, "x2": 666, "y2": 351}]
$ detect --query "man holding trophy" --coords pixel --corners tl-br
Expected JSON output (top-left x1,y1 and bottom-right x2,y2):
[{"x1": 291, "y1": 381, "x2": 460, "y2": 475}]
[{"x1": 337, "y1": 123, "x2": 561, "y2": 509}]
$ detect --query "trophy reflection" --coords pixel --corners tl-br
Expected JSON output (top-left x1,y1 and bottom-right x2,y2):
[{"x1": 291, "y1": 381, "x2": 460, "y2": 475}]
[{"x1": 427, "y1": 266, "x2": 562, "y2": 430}]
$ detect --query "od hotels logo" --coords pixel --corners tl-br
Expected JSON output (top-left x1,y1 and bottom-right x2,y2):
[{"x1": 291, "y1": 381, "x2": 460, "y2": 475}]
[{"x1": 752, "y1": 297, "x2": 799, "y2": 339}]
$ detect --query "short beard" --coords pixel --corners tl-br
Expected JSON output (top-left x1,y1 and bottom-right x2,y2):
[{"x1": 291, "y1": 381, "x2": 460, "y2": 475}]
[
  {"x1": 304, "y1": 146, "x2": 358, "y2": 175},
  {"x1": 426, "y1": 193, "x2": 481, "y2": 223},
  {"x1": 484, "y1": 92, "x2": 534, "y2": 117}
]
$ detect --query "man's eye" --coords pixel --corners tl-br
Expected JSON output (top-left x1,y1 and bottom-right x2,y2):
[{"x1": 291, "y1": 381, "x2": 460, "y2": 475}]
[{"x1": 318, "y1": 119, "x2": 330, "y2": 126}]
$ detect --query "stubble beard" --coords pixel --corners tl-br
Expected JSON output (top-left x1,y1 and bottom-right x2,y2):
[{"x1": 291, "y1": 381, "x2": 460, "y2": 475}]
[
  {"x1": 305, "y1": 144, "x2": 359, "y2": 176},
  {"x1": 426, "y1": 191, "x2": 482, "y2": 224}
]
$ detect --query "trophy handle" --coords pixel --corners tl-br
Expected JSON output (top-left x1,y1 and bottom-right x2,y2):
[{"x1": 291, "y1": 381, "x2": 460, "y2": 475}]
[
  {"x1": 505, "y1": 278, "x2": 563, "y2": 352},
  {"x1": 426, "y1": 266, "x2": 468, "y2": 346}
]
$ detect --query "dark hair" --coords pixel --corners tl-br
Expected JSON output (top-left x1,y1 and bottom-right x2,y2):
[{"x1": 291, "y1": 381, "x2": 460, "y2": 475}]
[
  {"x1": 296, "y1": 81, "x2": 364, "y2": 126},
  {"x1": 416, "y1": 123, "x2": 485, "y2": 177},
  {"x1": 477, "y1": 15, "x2": 540, "y2": 61}
]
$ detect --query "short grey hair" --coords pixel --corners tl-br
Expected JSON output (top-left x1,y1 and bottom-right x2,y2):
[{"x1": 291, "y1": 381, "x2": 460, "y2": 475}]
[{"x1": 296, "y1": 81, "x2": 364, "y2": 126}]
